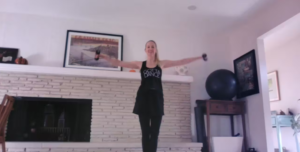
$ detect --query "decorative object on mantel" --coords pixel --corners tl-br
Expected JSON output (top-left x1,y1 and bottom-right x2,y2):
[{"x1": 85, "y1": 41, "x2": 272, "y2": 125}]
[
  {"x1": 268, "y1": 71, "x2": 280, "y2": 101},
  {"x1": 205, "y1": 69, "x2": 237, "y2": 100},
  {"x1": 175, "y1": 66, "x2": 188, "y2": 76},
  {"x1": 234, "y1": 49, "x2": 259, "y2": 99},
  {"x1": 15, "y1": 56, "x2": 28, "y2": 65},
  {"x1": 175, "y1": 53, "x2": 207, "y2": 76},
  {"x1": 0, "y1": 47, "x2": 19, "y2": 64},
  {"x1": 63, "y1": 30, "x2": 123, "y2": 71}
]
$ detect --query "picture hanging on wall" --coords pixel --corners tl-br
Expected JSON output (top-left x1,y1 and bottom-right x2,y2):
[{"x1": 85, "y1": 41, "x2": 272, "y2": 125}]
[
  {"x1": 268, "y1": 71, "x2": 280, "y2": 101},
  {"x1": 64, "y1": 30, "x2": 123, "y2": 71},
  {"x1": 0, "y1": 47, "x2": 19, "y2": 64},
  {"x1": 234, "y1": 49, "x2": 259, "y2": 98}
]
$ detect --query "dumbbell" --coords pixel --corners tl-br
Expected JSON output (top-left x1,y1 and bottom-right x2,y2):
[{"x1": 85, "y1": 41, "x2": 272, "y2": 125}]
[
  {"x1": 94, "y1": 49, "x2": 101, "y2": 61},
  {"x1": 202, "y1": 53, "x2": 208, "y2": 61}
]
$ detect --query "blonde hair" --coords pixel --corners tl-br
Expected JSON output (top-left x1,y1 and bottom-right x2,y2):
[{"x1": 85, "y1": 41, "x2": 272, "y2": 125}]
[{"x1": 145, "y1": 40, "x2": 160, "y2": 65}]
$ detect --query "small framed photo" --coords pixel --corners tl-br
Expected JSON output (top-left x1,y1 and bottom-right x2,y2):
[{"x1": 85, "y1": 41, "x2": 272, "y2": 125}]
[
  {"x1": 268, "y1": 71, "x2": 280, "y2": 102},
  {"x1": 64, "y1": 30, "x2": 123, "y2": 71},
  {"x1": 234, "y1": 49, "x2": 260, "y2": 98},
  {"x1": 0, "y1": 47, "x2": 19, "y2": 64}
]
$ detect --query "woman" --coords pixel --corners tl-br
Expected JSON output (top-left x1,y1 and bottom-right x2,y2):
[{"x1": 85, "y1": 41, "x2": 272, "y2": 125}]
[{"x1": 100, "y1": 40, "x2": 205, "y2": 152}]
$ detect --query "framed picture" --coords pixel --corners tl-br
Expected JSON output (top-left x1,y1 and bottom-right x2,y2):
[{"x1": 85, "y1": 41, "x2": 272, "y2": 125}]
[
  {"x1": 268, "y1": 71, "x2": 280, "y2": 101},
  {"x1": 234, "y1": 49, "x2": 259, "y2": 98},
  {"x1": 0, "y1": 47, "x2": 19, "y2": 64},
  {"x1": 64, "y1": 30, "x2": 123, "y2": 71}
]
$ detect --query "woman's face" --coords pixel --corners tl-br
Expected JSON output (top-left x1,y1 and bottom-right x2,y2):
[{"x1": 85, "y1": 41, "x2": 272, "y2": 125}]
[{"x1": 145, "y1": 41, "x2": 157, "y2": 58}]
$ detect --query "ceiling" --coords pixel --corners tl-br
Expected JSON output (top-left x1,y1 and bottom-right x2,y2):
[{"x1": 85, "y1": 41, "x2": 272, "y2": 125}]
[
  {"x1": 0, "y1": 0, "x2": 274, "y2": 33},
  {"x1": 264, "y1": 13, "x2": 300, "y2": 51}
]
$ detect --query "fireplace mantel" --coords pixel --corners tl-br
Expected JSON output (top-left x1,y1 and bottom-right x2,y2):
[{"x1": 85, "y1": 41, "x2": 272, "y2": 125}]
[{"x1": 0, "y1": 64, "x2": 193, "y2": 83}]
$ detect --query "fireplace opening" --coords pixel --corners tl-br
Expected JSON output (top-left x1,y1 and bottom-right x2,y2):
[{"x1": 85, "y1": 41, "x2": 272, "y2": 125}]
[{"x1": 6, "y1": 97, "x2": 92, "y2": 142}]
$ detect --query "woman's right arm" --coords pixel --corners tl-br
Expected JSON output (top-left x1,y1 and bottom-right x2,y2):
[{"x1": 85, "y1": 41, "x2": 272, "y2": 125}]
[{"x1": 100, "y1": 54, "x2": 142, "y2": 69}]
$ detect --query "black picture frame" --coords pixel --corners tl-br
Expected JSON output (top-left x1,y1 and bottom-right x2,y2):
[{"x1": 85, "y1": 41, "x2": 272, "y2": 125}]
[
  {"x1": 0, "y1": 47, "x2": 19, "y2": 64},
  {"x1": 234, "y1": 49, "x2": 259, "y2": 98},
  {"x1": 63, "y1": 30, "x2": 123, "y2": 71}
]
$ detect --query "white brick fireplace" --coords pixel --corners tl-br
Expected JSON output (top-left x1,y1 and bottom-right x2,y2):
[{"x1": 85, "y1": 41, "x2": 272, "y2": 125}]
[{"x1": 0, "y1": 64, "x2": 202, "y2": 152}]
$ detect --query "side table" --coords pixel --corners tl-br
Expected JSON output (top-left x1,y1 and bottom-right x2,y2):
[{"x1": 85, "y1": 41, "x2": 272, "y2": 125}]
[{"x1": 195, "y1": 100, "x2": 248, "y2": 152}]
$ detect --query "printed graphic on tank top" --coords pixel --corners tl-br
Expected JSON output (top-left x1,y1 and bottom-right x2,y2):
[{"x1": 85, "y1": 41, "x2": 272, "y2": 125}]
[{"x1": 133, "y1": 61, "x2": 164, "y2": 116}]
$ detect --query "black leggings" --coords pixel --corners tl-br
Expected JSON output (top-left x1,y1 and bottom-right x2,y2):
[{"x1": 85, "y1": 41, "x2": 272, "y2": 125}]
[{"x1": 138, "y1": 115, "x2": 162, "y2": 152}]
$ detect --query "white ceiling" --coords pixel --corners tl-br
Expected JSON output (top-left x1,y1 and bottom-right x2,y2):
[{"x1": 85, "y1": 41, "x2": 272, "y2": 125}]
[
  {"x1": 0, "y1": 0, "x2": 273, "y2": 33},
  {"x1": 264, "y1": 13, "x2": 300, "y2": 52}
]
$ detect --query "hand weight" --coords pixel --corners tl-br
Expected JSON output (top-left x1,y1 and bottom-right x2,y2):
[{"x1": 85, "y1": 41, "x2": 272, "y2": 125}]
[
  {"x1": 202, "y1": 53, "x2": 208, "y2": 61},
  {"x1": 94, "y1": 49, "x2": 101, "y2": 61}
]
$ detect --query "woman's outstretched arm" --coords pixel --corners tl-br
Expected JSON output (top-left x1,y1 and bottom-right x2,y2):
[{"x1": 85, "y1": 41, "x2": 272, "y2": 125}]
[
  {"x1": 160, "y1": 56, "x2": 203, "y2": 68},
  {"x1": 100, "y1": 54, "x2": 142, "y2": 69}
]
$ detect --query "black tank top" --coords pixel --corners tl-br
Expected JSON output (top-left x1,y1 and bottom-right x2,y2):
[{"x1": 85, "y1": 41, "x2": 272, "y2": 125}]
[
  {"x1": 139, "y1": 61, "x2": 163, "y2": 91},
  {"x1": 133, "y1": 61, "x2": 164, "y2": 116}
]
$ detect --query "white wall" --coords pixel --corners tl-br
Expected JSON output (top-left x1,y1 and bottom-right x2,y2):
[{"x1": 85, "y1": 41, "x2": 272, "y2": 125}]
[
  {"x1": 0, "y1": 12, "x2": 234, "y2": 142},
  {"x1": 267, "y1": 35, "x2": 300, "y2": 113},
  {"x1": 0, "y1": 12, "x2": 201, "y2": 69},
  {"x1": 0, "y1": 13, "x2": 5, "y2": 46},
  {"x1": 266, "y1": 35, "x2": 300, "y2": 152},
  {"x1": 227, "y1": 0, "x2": 300, "y2": 151}
]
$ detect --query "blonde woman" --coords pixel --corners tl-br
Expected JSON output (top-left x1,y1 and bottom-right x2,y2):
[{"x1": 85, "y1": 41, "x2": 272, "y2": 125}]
[{"x1": 101, "y1": 40, "x2": 206, "y2": 152}]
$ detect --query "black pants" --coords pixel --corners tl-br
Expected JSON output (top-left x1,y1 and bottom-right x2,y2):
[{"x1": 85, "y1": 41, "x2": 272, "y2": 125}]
[{"x1": 138, "y1": 115, "x2": 162, "y2": 152}]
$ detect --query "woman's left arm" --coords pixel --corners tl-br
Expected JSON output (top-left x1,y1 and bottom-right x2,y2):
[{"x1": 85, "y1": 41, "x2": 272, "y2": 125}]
[{"x1": 160, "y1": 56, "x2": 202, "y2": 68}]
